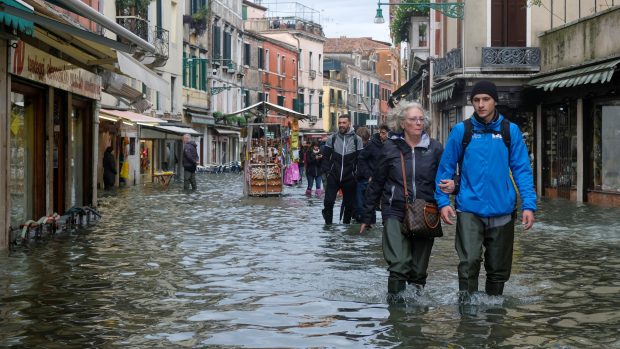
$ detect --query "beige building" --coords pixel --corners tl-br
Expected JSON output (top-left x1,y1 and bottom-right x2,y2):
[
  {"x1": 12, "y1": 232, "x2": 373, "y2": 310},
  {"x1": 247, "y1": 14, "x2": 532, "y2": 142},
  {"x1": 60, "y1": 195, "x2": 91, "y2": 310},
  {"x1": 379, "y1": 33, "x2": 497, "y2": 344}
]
[{"x1": 410, "y1": 0, "x2": 618, "y2": 206}]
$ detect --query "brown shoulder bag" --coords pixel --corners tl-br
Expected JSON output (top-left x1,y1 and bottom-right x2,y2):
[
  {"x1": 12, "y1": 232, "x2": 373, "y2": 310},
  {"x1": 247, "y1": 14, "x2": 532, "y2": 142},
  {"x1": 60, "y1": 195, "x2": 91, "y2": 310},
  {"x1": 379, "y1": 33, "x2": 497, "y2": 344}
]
[{"x1": 400, "y1": 152, "x2": 443, "y2": 238}]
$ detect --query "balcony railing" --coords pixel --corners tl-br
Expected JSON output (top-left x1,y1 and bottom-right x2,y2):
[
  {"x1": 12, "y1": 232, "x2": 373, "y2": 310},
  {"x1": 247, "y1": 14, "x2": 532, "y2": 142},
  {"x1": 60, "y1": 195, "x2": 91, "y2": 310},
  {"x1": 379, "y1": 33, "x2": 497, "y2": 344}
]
[
  {"x1": 481, "y1": 47, "x2": 541, "y2": 71},
  {"x1": 116, "y1": 16, "x2": 169, "y2": 67},
  {"x1": 433, "y1": 48, "x2": 462, "y2": 78},
  {"x1": 309, "y1": 70, "x2": 317, "y2": 79}
]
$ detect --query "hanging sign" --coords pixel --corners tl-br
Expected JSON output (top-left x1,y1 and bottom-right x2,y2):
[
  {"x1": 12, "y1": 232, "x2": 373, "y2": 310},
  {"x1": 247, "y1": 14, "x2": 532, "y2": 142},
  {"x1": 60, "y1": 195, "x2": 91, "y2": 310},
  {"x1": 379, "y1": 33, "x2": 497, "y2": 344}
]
[{"x1": 9, "y1": 40, "x2": 101, "y2": 100}]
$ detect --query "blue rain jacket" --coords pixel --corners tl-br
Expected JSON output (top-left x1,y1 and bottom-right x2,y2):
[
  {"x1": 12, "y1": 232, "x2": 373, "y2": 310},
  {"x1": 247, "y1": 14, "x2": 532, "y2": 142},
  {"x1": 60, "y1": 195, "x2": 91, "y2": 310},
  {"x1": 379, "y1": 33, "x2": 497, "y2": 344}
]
[{"x1": 434, "y1": 113, "x2": 536, "y2": 217}]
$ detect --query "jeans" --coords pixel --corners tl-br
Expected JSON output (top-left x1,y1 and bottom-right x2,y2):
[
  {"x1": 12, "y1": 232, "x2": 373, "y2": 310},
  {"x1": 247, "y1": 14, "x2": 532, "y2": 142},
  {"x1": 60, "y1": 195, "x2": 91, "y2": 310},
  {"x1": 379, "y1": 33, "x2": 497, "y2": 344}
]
[{"x1": 306, "y1": 174, "x2": 322, "y2": 190}]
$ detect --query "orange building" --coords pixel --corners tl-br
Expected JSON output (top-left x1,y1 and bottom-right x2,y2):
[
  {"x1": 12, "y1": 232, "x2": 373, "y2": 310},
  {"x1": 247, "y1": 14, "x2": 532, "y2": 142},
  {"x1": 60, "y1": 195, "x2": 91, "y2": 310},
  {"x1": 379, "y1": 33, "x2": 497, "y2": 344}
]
[{"x1": 260, "y1": 37, "x2": 298, "y2": 124}]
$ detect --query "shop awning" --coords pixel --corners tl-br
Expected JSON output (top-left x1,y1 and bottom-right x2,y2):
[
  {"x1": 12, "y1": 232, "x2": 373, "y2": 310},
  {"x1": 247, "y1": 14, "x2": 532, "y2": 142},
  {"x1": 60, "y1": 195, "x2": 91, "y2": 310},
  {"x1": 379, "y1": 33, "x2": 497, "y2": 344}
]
[
  {"x1": 227, "y1": 101, "x2": 308, "y2": 119},
  {"x1": 100, "y1": 109, "x2": 165, "y2": 125},
  {"x1": 144, "y1": 125, "x2": 201, "y2": 136},
  {"x1": 529, "y1": 58, "x2": 620, "y2": 91},
  {"x1": 389, "y1": 64, "x2": 428, "y2": 108},
  {"x1": 187, "y1": 112, "x2": 215, "y2": 125},
  {"x1": 430, "y1": 82, "x2": 456, "y2": 103},
  {"x1": 214, "y1": 128, "x2": 241, "y2": 135},
  {"x1": 117, "y1": 52, "x2": 170, "y2": 98},
  {"x1": 0, "y1": 0, "x2": 34, "y2": 36}
]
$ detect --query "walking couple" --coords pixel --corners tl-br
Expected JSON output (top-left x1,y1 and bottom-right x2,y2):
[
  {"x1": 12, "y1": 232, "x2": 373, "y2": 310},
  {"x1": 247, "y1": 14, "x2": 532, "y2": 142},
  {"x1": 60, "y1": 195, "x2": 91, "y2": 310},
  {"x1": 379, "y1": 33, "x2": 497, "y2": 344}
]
[{"x1": 358, "y1": 81, "x2": 536, "y2": 301}]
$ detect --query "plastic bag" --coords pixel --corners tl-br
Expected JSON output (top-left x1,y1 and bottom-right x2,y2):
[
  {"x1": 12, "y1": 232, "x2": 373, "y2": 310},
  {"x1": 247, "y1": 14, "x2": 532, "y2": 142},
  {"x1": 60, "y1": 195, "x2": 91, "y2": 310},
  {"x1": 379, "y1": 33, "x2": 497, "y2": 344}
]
[{"x1": 120, "y1": 161, "x2": 129, "y2": 179}]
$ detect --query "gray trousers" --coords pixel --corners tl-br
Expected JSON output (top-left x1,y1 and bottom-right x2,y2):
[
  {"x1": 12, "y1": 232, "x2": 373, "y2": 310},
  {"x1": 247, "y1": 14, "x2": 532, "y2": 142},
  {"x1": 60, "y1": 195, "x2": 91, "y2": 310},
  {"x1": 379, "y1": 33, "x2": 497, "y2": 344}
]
[
  {"x1": 184, "y1": 170, "x2": 196, "y2": 190},
  {"x1": 455, "y1": 212, "x2": 515, "y2": 295},
  {"x1": 383, "y1": 217, "x2": 435, "y2": 291}
]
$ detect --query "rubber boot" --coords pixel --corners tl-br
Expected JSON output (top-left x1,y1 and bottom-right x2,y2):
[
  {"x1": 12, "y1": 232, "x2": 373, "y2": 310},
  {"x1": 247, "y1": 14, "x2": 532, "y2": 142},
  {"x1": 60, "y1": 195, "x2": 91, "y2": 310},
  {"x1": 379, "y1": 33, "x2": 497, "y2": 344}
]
[
  {"x1": 387, "y1": 279, "x2": 406, "y2": 294},
  {"x1": 305, "y1": 189, "x2": 312, "y2": 197},
  {"x1": 322, "y1": 208, "x2": 333, "y2": 225},
  {"x1": 485, "y1": 281, "x2": 505, "y2": 296},
  {"x1": 315, "y1": 189, "x2": 322, "y2": 197}
]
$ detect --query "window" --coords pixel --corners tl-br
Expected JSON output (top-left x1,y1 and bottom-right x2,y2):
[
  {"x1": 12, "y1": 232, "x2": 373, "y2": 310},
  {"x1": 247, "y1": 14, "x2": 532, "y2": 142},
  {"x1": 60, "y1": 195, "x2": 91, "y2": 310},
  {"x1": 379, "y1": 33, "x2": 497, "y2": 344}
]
[
  {"x1": 265, "y1": 92, "x2": 270, "y2": 103},
  {"x1": 244, "y1": 43, "x2": 251, "y2": 66},
  {"x1": 281, "y1": 56, "x2": 286, "y2": 76},
  {"x1": 318, "y1": 54, "x2": 322, "y2": 73},
  {"x1": 212, "y1": 25, "x2": 221, "y2": 59},
  {"x1": 298, "y1": 49, "x2": 303, "y2": 70},
  {"x1": 309, "y1": 51, "x2": 313, "y2": 71},
  {"x1": 277, "y1": 53, "x2": 281, "y2": 74},
  {"x1": 258, "y1": 92, "x2": 264, "y2": 102},
  {"x1": 292, "y1": 59, "x2": 296, "y2": 77},
  {"x1": 244, "y1": 90, "x2": 250, "y2": 107},
  {"x1": 223, "y1": 31, "x2": 232, "y2": 60},
  {"x1": 265, "y1": 49, "x2": 270, "y2": 72},
  {"x1": 277, "y1": 95, "x2": 284, "y2": 106},
  {"x1": 319, "y1": 95, "x2": 323, "y2": 118},
  {"x1": 258, "y1": 47, "x2": 264, "y2": 69},
  {"x1": 298, "y1": 93, "x2": 305, "y2": 113}
]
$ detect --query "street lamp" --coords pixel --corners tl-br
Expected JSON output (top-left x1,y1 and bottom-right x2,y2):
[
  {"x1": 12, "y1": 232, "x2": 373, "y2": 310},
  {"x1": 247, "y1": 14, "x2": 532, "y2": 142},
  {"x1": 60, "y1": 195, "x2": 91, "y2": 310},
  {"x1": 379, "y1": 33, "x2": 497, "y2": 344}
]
[{"x1": 373, "y1": 1, "x2": 465, "y2": 23}]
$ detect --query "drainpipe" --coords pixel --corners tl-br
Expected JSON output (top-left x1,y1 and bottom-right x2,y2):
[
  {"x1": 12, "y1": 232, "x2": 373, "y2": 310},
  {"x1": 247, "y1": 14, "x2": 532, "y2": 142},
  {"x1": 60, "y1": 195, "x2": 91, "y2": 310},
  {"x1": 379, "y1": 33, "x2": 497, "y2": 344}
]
[{"x1": 51, "y1": 0, "x2": 157, "y2": 55}]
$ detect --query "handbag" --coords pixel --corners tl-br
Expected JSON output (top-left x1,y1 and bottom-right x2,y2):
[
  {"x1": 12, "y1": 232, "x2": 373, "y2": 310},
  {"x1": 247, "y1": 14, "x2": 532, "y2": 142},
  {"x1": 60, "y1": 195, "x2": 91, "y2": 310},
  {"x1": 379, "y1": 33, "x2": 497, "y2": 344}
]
[{"x1": 400, "y1": 153, "x2": 443, "y2": 238}]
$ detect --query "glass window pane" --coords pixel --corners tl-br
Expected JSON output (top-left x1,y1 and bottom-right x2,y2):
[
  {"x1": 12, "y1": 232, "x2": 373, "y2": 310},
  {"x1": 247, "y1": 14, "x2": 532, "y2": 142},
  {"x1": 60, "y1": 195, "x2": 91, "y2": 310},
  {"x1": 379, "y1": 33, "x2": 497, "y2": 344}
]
[{"x1": 10, "y1": 92, "x2": 34, "y2": 227}]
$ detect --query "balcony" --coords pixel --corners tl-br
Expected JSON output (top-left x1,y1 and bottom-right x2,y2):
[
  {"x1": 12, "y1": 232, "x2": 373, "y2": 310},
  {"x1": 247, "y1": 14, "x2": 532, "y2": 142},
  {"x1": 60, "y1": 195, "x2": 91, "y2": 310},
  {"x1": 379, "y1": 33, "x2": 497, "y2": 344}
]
[
  {"x1": 481, "y1": 47, "x2": 541, "y2": 72},
  {"x1": 433, "y1": 48, "x2": 462, "y2": 78},
  {"x1": 223, "y1": 61, "x2": 237, "y2": 74},
  {"x1": 309, "y1": 69, "x2": 317, "y2": 79},
  {"x1": 116, "y1": 16, "x2": 169, "y2": 67}
]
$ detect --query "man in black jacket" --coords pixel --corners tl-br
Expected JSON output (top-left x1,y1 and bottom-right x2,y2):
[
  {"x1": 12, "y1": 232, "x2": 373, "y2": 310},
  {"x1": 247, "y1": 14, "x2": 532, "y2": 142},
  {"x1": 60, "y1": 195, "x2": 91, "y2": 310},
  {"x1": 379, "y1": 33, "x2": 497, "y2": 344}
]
[
  {"x1": 182, "y1": 134, "x2": 199, "y2": 190},
  {"x1": 355, "y1": 124, "x2": 390, "y2": 223},
  {"x1": 321, "y1": 114, "x2": 364, "y2": 224}
]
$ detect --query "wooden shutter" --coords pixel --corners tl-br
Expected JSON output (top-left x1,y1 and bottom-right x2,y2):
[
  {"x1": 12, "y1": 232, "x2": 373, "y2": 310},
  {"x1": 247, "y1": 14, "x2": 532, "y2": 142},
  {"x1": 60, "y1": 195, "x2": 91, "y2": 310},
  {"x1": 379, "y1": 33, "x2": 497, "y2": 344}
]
[{"x1": 491, "y1": 0, "x2": 526, "y2": 47}]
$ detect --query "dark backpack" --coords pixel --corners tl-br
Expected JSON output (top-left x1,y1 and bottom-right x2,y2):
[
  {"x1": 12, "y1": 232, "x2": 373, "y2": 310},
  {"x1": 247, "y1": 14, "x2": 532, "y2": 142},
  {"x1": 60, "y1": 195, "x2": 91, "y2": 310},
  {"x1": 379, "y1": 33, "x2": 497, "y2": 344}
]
[{"x1": 453, "y1": 118, "x2": 511, "y2": 194}]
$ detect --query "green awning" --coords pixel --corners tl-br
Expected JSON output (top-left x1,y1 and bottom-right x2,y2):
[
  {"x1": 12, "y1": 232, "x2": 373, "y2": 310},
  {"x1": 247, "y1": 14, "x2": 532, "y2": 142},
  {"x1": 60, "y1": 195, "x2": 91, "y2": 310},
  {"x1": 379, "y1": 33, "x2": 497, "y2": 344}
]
[
  {"x1": 430, "y1": 82, "x2": 456, "y2": 103},
  {"x1": 0, "y1": 0, "x2": 34, "y2": 36},
  {"x1": 530, "y1": 58, "x2": 620, "y2": 91}
]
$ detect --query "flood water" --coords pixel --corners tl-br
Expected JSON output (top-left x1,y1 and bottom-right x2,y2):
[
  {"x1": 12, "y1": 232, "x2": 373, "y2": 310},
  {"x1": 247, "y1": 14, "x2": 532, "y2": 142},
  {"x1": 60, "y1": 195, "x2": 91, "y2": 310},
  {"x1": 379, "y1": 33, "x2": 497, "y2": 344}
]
[{"x1": 1, "y1": 174, "x2": 619, "y2": 348}]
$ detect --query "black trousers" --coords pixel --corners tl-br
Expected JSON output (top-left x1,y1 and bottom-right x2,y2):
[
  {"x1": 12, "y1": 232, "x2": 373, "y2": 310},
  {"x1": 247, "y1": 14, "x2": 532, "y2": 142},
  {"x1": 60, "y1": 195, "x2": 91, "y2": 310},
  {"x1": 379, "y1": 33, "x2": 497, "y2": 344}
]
[{"x1": 323, "y1": 175, "x2": 356, "y2": 224}]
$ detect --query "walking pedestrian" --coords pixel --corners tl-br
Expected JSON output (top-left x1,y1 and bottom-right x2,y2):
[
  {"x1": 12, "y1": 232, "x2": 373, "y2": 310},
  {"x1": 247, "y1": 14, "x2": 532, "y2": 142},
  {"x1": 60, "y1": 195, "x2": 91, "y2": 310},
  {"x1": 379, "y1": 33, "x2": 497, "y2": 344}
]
[
  {"x1": 103, "y1": 146, "x2": 117, "y2": 190},
  {"x1": 435, "y1": 80, "x2": 536, "y2": 299},
  {"x1": 304, "y1": 141, "x2": 323, "y2": 197},
  {"x1": 359, "y1": 102, "x2": 449, "y2": 295},
  {"x1": 355, "y1": 124, "x2": 390, "y2": 223},
  {"x1": 182, "y1": 134, "x2": 199, "y2": 190},
  {"x1": 321, "y1": 114, "x2": 363, "y2": 224}
]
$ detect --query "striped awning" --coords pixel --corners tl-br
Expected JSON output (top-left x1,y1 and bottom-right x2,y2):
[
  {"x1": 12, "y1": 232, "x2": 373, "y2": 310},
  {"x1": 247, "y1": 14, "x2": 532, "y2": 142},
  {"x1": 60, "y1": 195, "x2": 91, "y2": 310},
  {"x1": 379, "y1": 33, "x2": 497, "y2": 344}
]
[
  {"x1": 430, "y1": 82, "x2": 456, "y2": 103},
  {"x1": 0, "y1": 0, "x2": 34, "y2": 36},
  {"x1": 530, "y1": 58, "x2": 620, "y2": 91}
]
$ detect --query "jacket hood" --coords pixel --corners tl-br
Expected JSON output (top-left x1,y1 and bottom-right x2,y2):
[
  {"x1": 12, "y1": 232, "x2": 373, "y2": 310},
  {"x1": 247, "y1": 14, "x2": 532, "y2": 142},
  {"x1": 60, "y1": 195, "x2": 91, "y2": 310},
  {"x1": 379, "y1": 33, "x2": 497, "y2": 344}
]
[
  {"x1": 370, "y1": 132, "x2": 383, "y2": 146},
  {"x1": 186, "y1": 140, "x2": 197, "y2": 147}
]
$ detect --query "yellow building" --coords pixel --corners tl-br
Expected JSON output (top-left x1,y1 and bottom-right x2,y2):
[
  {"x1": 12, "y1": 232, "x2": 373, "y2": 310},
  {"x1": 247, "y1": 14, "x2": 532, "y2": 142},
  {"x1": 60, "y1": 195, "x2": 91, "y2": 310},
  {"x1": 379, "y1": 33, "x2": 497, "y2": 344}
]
[{"x1": 322, "y1": 59, "x2": 348, "y2": 132}]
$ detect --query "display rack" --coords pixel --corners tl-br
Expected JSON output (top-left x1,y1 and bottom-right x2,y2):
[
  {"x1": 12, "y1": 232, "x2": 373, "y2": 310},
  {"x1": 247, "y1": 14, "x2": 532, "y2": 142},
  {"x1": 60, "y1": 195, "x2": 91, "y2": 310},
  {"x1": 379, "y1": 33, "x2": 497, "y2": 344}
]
[{"x1": 245, "y1": 123, "x2": 284, "y2": 196}]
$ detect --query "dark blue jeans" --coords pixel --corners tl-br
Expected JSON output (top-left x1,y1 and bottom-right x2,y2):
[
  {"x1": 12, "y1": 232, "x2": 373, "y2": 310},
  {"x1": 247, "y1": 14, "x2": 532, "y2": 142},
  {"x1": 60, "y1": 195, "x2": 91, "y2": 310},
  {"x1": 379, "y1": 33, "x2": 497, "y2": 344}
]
[{"x1": 306, "y1": 174, "x2": 322, "y2": 190}]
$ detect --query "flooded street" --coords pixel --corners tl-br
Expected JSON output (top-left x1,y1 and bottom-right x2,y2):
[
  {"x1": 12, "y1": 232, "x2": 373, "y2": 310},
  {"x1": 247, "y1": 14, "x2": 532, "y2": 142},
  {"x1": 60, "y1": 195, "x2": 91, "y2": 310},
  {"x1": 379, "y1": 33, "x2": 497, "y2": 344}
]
[{"x1": 1, "y1": 174, "x2": 619, "y2": 348}]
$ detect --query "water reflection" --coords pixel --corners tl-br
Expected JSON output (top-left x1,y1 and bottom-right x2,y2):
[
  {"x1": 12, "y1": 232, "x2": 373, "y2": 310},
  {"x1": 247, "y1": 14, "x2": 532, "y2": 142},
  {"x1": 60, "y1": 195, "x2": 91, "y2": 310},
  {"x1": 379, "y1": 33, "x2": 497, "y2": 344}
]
[{"x1": 0, "y1": 175, "x2": 619, "y2": 348}]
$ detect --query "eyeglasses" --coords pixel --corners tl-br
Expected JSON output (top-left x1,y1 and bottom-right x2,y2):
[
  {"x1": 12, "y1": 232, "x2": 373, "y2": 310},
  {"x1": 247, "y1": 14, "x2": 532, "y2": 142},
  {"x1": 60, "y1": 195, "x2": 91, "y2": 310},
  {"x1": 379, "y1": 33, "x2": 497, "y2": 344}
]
[{"x1": 406, "y1": 117, "x2": 425, "y2": 124}]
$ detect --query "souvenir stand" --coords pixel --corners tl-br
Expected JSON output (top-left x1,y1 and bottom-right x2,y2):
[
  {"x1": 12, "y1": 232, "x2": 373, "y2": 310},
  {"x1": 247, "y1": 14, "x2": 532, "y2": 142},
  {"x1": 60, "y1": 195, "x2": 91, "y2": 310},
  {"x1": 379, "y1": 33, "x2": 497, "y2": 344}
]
[{"x1": 226, "y1": 102, "x2": 307, "y2": 196}]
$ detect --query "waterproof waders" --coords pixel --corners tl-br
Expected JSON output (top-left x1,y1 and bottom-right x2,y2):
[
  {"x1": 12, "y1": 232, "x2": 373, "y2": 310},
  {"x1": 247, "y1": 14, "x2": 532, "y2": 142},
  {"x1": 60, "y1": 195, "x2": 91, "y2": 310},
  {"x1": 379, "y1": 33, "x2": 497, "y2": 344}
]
[
  {"x1": 455, "y1": 212, "x2": 515, "y2": 296},
  {"x1": 383, "y1": 218, "x2": 435, "y2": 293}
]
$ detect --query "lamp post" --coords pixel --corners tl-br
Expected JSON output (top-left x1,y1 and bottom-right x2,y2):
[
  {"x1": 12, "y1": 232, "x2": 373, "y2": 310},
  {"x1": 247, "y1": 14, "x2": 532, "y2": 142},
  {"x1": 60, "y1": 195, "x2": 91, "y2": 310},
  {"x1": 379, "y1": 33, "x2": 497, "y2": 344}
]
[{"x1": 374, "y1": 1, "x2": 464, "y2": 24}]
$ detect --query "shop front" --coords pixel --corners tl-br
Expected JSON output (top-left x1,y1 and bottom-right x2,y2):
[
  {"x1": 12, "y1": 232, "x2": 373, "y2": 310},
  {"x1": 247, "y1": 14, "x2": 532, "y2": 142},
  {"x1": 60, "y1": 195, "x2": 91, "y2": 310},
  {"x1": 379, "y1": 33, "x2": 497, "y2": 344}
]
[
  {"x1": 139, "y1": 124, "x2": 201, "y2": 184},
  {"x1": 7, "y1": 40, "x2": 101, "y2": 227}
]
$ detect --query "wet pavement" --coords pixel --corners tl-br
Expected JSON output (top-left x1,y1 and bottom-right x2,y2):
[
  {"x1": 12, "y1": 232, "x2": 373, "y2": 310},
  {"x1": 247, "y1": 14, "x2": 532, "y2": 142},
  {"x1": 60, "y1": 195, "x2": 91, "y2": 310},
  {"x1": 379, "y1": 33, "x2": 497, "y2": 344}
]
[{"x1": 1, "y1": 174, "x2": 619, "y2": 348}]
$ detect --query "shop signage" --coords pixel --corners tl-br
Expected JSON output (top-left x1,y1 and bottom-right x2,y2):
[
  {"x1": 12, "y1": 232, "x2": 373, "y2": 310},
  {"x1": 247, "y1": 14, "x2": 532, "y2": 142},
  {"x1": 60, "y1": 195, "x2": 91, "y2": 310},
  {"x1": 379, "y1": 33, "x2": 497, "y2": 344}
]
[{"x1": 9, "y1": 40, "x2": 101, "y2": 100}]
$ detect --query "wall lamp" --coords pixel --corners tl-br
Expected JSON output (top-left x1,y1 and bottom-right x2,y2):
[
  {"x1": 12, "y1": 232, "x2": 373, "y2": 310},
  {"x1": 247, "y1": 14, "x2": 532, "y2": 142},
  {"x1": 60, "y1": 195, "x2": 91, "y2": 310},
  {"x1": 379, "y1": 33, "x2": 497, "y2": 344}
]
[{"x1": 374, "y1": 1, "x2": 465, "y2": 24}]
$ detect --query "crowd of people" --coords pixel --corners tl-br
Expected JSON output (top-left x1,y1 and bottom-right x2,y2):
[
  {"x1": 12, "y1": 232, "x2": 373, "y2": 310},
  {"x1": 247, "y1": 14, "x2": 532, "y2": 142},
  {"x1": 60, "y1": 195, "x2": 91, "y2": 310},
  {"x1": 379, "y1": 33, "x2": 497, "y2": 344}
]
[{"x1": 305, "y1": 80, "x2": 536, "y2": 302}]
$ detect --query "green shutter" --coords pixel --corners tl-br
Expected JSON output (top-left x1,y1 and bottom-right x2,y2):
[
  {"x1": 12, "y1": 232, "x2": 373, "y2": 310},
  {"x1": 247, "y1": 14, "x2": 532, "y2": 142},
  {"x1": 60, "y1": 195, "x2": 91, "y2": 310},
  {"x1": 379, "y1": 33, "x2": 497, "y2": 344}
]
[
  {"x1": 191, "y1": 57, "x2": 197, "y2": 88},
  {"x1": 200, "y1": 59, "x2": 207, "y2": 91}
]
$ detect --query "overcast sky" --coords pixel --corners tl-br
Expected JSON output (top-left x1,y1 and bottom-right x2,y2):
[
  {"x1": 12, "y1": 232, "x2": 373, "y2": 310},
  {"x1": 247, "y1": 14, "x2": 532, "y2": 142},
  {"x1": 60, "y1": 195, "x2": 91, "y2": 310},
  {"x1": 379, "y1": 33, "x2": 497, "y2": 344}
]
[{"x1": 260, "y1": 0, "x2": 392, "y2": 44}]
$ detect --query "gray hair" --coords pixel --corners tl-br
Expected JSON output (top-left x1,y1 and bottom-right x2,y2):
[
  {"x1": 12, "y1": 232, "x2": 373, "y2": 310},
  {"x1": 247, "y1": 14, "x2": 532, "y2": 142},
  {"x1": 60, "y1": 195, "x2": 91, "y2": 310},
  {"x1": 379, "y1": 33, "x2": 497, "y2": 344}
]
[{"x1": 388, "y1": 101, "x2": 431, "y2": 133}]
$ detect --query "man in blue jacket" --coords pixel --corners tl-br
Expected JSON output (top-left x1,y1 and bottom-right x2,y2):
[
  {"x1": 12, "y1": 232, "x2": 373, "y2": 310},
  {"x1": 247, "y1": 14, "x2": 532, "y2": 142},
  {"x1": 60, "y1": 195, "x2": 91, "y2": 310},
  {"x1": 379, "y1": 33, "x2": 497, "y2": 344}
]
[{"x1": 435, "y1": 80, "x2": 536, "y2": 298}]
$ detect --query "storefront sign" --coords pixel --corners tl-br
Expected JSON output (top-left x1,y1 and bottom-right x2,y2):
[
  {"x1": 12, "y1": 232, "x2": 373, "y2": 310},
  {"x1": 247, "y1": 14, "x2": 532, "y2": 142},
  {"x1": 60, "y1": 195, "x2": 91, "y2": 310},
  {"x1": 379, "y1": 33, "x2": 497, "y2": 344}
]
[{"x1": 9, "y1": 40, "x2": 101, "y2": 100}]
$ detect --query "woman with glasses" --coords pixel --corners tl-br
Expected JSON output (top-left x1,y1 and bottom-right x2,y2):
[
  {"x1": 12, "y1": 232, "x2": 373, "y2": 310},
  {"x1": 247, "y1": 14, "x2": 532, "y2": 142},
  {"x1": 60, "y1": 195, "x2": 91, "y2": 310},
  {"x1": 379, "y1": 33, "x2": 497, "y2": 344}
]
[{"x1": 359, "y1": 101, "x2": 453, "y2": 297}]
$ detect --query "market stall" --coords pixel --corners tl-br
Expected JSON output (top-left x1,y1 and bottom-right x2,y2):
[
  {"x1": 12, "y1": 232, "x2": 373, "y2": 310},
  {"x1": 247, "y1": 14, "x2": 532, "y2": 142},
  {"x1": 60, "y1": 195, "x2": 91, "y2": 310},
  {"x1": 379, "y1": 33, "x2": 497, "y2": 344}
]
[{"x1": 226, "y1": 101, "x2": 307, "y2": 196}]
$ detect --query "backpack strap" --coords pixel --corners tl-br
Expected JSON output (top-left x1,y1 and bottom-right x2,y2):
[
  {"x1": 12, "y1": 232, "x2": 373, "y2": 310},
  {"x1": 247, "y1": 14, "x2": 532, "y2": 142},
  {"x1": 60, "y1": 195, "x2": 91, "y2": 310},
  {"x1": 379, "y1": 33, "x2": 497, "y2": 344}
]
[{"x1": 500, "y1": 118, "x2": 511, "y2": 164}]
